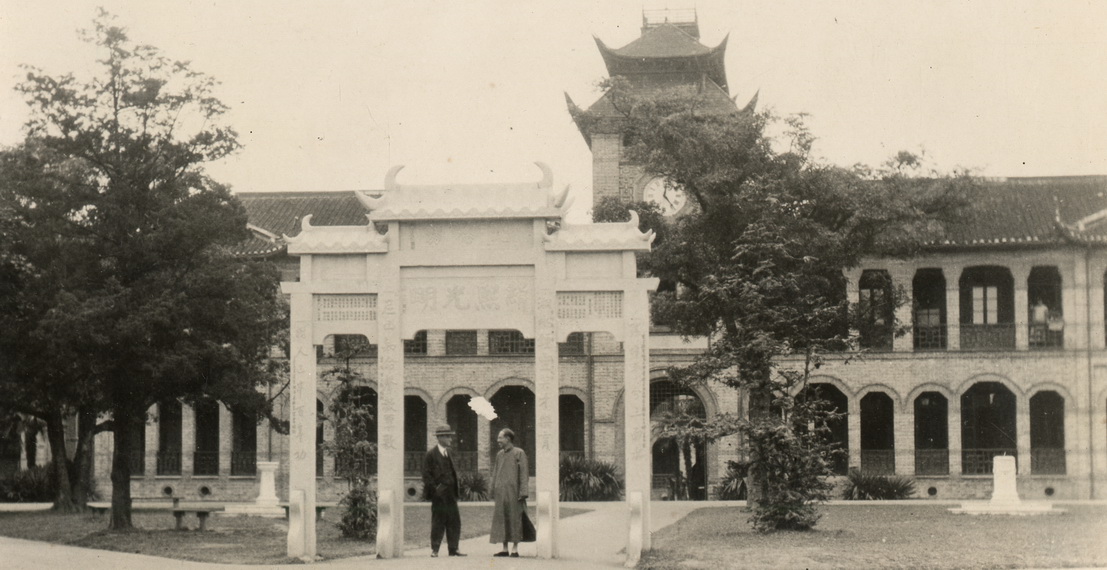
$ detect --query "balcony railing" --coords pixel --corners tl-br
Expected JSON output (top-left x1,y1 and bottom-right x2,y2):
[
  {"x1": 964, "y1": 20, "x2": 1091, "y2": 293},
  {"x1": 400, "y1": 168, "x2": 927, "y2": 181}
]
[
  {"x1": 1028, "y1": 323, "x2": 1064, "y2": 349},
  {"x1": 913, "y1": 325, "x2": 947, "y2": 350},
  {"x1": 914, "y1": 449, "x2": 949, "y2": 475},
  {"x1": 962, "y1": 448, "x2": 1016, "y2": 475},
  {"x1": 960, "y1": 324, "x2": 1016, "y2": 350},
  {"x1": 231, "y1": 451, "x2": 257, "y2": 476},
  {"x1": 860, "y1": 450, "x2": 895, "y2": 475},
  {"x1": 1031, "y1": 448, "x2": 1066, "y2": 474},
  {"x1": 156, "y1": 451, "x2": 181, "y2": 475},
  {"x1": 193, "y1": 451, "x2": 219, "y2": 476}
]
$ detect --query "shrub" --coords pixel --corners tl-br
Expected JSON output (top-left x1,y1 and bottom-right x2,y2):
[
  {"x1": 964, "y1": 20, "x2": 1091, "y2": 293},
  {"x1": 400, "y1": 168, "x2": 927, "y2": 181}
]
[
  {"x1": 458, "y1": 471, "x2": 488, "y2": 501},
  {"x1": 0, "y1": 464, "x2": 55, "y2": 503},
  {"x1": 337, "y1": 480, "x2": 377, "y2": 539},
  {"x1": 746, "y1": 421, "x2": 837, "y2": 532},
  {"x1": 716, "y1": 460, "x2": 748, "y2": 500},
  {"x1": 842, "y1": 471, "x2": 917, "y2": 500},
  {"x1": 559, "y1": 455, "x2": 623, "y2": 501}
]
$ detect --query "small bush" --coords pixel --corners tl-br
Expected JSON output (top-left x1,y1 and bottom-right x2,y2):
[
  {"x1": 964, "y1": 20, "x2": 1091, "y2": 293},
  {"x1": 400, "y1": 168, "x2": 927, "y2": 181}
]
[
  {"x1": 559, "y1": 455, "x2": 623, "y2": 501},
  {"x1": 842, "y1": 471, "x2": 917, "y2": 500},
  {"x1": 716, "y1": 460, "x2": 748, "y2": 500},
  {"x1": 0, "y1": 464, "x2": 55, "y2": 503},
  {"x1": 337, "y1": 480, "x2": 377, "y2": 539},
  {"x1": 458, "y1": 472, "x2": 488, "y2": 501}
]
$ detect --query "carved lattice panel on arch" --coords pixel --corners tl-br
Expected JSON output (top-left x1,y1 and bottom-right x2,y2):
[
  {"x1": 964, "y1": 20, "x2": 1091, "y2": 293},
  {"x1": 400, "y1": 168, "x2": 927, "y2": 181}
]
[
  {"x1": 557, "y1": 291, "x2": 623, "y2": 320},
  {"x1": 315, "y1": 294, "x2": 378, "y2": 322}
]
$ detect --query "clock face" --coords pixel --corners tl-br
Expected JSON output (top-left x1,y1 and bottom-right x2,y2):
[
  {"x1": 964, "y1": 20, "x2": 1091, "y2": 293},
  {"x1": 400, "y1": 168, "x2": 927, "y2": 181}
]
[{"x1": 642, "y1": 177, "x2": 687, "y2": 216}]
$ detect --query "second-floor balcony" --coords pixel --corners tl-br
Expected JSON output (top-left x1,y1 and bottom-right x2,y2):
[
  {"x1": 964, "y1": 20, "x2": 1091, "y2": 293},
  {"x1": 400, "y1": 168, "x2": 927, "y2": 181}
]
[{"x1": 960, "y1": 323, "x2": 1016, "y2": 351}]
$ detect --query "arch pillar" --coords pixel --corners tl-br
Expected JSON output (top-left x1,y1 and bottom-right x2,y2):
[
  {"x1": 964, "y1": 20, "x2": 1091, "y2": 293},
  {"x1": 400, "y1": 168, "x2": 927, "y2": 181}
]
[{"x1": 286, "y1": 291, "x2": 318, "y2": 560}]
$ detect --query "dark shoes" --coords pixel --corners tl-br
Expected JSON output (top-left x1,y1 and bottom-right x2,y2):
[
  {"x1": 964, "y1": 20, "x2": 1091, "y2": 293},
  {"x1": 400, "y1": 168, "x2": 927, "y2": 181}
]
[
  {"x1": 494, "y1": 551, "x2": 510, "y2": 557},
  {"x1": 430, "y1": 551, "x2": 438, "y2": 557},
  {"x1": 511, "y1": 552, "x2": 520, "y2": 557},
  {"x1": 449, "y1": 552, "x2": 467, "y2": 557}
]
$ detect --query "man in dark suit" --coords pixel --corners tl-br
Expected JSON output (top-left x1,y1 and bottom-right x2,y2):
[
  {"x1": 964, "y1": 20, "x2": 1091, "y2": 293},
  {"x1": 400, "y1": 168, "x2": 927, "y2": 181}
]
[{"x1": 422, "y1": 424, "x2": 465, "y2": 557}]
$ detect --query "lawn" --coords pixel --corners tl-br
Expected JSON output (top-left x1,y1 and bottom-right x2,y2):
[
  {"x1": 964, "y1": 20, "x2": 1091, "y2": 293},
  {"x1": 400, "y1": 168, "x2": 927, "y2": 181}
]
[
  {"x1": 0, "y1": 503, "x2": 589, "y2": 565},
  {"x1": 640, "y1": 504, "x2": 1107, "y2": 569}
]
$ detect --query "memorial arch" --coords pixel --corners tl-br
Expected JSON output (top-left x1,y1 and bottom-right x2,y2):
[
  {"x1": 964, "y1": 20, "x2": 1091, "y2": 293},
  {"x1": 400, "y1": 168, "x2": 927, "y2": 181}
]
[{"x1": 280, "y1": 164, "x2": 658, "y2": 563}]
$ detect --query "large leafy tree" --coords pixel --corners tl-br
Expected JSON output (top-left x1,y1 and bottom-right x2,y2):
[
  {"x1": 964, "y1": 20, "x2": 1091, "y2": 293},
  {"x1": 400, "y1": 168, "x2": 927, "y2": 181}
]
[
  {"x1": 585, "y1": 82, "x2": 972, "y2": 529},
  {"x1": 5, "y1": 11, "x2": 283, "y2": 528}
]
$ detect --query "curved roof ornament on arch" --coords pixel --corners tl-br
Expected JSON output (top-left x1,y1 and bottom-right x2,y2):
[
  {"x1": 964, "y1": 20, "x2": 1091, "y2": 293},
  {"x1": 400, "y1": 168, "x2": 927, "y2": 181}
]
[
  {"x1": 955, "y1": 373, "x2": 1025, "y2": 399},
  {"x1": 354, "y1": 162, "x2": 571, "y2": 222}
]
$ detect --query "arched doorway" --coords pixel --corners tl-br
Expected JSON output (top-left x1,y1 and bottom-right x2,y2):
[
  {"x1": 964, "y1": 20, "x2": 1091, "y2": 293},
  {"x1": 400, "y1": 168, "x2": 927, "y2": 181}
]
[
  {"x1": 800, "y1": 383, "x2": 849, "y2": 475},
  {"x1": 650, "y1": 380, "x2": 708, "y2": 500},
  {"x1": 1030, "y1": 391, "x2": 1065, "y2": 474},
  {"x1": 960, "y1": 381, "x2": 1017, "y2": 474},
  {"x1": 404, "y1": 396, "x2": 428, "y2": 475},
  {"x1": 860, "y1": 392, "x2": 895, "y2": 474},
  {"x1": 914, "y1": 392, "x2": 949, "y2": 475},
  {"x1": 489, "y1": 386, "x2": 535, "y2": 473},
  {"x1": 446, "y1": 395, "x2": 479, "y2": 472}
]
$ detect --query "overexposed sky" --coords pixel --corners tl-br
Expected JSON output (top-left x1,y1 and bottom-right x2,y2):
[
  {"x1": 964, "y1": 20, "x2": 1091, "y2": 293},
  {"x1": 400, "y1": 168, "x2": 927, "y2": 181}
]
[{"x1": 2, "y1": 0, "x2": 1106, "y2": 219}]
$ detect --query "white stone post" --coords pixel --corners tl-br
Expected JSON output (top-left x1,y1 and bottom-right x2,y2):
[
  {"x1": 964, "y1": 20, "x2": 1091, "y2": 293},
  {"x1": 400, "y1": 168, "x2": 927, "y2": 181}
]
[
  {"x1": 144, "y1": 404, "x2": 157, "y2": 478},
  {"x1": 286, "y1": 292, "x2": 318, "y2": 560},
  {"x1": 624, "y1": 287, "x2": 651, "y2": 564},
  {"x1": 256, "y1": 461, "x2": 281, "y2": 506},
  {"x1": 182, "y1": 403, "x2": 195, "y2": 476},
  {"x1": 847, "y1": 398, "x2": 861, "y2": 471},
  {"x1": 1016, "y1": 394, "x2": 1031, "y2": 475},
  {"x1": 219, "y1": 405, "x2": 232, "y2": 477},
  {"x1": 534, "y1": 287, "x2": 560, "y2": 559},
  {"x1": 948, "y1": 397, "x2": 963, "y2": 475},
  {"x1": 895, "y1": 403, "x2": 914, "y2": 476},
  {"x1": 375, "y1": 284, "x2": 405, "y2": 558}
]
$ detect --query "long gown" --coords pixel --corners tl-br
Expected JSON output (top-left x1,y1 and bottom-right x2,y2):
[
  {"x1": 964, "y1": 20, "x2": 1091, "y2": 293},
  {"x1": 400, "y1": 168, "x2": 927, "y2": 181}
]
[{"x1": 489, "y1": 445, "x2": 528, "y2": 543}]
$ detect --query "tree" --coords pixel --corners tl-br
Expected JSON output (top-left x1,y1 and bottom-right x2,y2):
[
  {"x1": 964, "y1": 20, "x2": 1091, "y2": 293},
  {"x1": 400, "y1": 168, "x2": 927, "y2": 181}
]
[
  {"x1": 7, "y1": 11, "x2": 284, "y2": 528},
  {"x1": 577, "y1": 82, "x2": 972, "y2": 529}
]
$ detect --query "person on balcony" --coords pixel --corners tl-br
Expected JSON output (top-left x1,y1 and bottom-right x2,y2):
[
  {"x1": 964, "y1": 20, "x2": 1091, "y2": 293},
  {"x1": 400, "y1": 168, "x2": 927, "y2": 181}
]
[{"x1": 422, "y1": 424, "x2": 464, "y2": 557}]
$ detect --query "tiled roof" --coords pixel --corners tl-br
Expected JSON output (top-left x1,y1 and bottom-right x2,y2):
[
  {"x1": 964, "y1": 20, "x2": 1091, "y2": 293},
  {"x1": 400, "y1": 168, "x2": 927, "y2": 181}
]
[
  {"x1": 606, "y1": 24, "x2": 712, "y2": 58},
  {"x1": 238, "y1": 191, "x2": 371, "y2": 238},
  {"x1": 544, "y1": 211, "x2": 655, "y2": 252},
  {"x1": 229, "y1": 233, "x2": 284, "y2": 257},
  {"x1": 937, "y1": 176, "x2": 1107, "y2": 247}
]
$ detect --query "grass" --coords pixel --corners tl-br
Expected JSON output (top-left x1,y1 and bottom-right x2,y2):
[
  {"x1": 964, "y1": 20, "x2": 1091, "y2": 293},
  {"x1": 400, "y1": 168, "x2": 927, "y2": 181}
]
[
  {"x1": 0, "y1": 504, "x2": 589, "y2": 564},
  {"x1": 640, "y1": 504, "x2": 1107, "y2": 569}
]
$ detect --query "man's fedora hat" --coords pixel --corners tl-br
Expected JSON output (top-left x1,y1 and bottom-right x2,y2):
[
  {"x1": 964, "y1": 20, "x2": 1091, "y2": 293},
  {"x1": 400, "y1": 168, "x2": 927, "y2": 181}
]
[{"x1": 434, "y1": 425, "x2": 455, "y2": 436}]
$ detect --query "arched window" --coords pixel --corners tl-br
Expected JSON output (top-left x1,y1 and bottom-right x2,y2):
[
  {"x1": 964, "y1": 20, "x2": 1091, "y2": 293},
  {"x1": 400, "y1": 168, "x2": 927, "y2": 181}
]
[
  {"x1": 489, "y1": 386, "x2": 535, "y2": 473},
  {"x1": 157, "y1": 400, "x2": 182, "y2": 475},
  {"x1": 559, "y1": 394, "x2": 586, "y2": 461},
  {"x1": 404, "y1": 396, "x2": 428, "y2": 475},
  {"x1": 959, "y1": 266, "x2": 1015, "y2": 350},
  {"x1": 231, "y1": 408, "x2": 257, "y2": 476},
  {"x1": 960, "y1": 382, "x2": 1017, "y2": 474},
  {"x1": 446, "y1": 395, "x2": 479, "y2": 472},
  {"x1": 194, "y1": 399, "x2": 220, "y2": 476},
  {"x1": 860, "y1": 392, "x2": 895, "y2": 474},
  {"x1": 913, "y1": 392, "x2": 949, "y2": 475},
  {"x1": 801, "y1": 383, "x2": 850, "y2": 475},
  {"x1": 913, "y1": 269, "x2": 947, "y2": 350},
  {"x1": 650, "y1": 380, "x2": 708, "y2": 500},
  {"x1": 1030, "y1": 391, "x2": 1065, "y2": 474},
  {"x1": 858, "y1": 270, "x2": 894, "y2": 350},
  {"x1": 1028, "y1": 267, "x2": 1063, "y2": 349}
]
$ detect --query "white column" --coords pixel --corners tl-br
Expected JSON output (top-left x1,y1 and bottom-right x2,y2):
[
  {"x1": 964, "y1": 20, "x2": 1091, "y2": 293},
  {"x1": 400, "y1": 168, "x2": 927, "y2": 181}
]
[
  {"x1": 1013, "y1": 265, "x2": 1030, "y2": 351},
  {"x1": 534, "y1": 287, "x2": 560, "y2": 559},
  {"x1": 945, "y1": 265, "x2": 962, "y2": 351},
  {"x1": 286, "y1": 292, "x2": 318, "y2": 560},
  {"x1": 847, "y1": 398, "x2": 861, "y2": 471},
  {"x1": 144, "y1": 404, "x2": 157, "y2": 477},
  {"x1": 624, "y1": 287, "x2": 651, "y2": 565},
  {"x1": 1068, "y1": 252, "x2": 1089, "y2": 350},
  {"x1": 182, "y1": 403, "x2": 195, "y2": 476},
  {"x1": 948, "y1": 396, "x2": 963, "y2": 475},
  {"x1": 375, "y1": 280, "x2": 405, "y2": 558},
  {"x1": 894, "y1": 403, "x2": 914, "y2": 476},
  {"x1": 219, "y1": 405, "x2": 232, "y2": 476},
  {"x1": 1016, "y1": 394, "x2": 1031, "y2": 475}
]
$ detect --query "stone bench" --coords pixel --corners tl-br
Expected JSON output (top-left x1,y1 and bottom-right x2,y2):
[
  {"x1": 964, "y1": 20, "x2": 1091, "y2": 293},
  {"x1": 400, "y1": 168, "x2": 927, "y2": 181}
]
[
  {"x1": 173, "y1": 507, "x2": 223, "y2": 530},
  {"x1": 280, "y1": 502, "x2": 336, "y2": 521}
]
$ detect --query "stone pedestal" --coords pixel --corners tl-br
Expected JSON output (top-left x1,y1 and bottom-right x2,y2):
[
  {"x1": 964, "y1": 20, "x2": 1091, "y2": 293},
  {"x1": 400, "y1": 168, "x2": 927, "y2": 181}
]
[
  {"x1": 223, "y1": 461, "x2": 285, "y2": 517},
  {"x1": 949, "y1": 456, "x2": 1064, "y2": 516}
]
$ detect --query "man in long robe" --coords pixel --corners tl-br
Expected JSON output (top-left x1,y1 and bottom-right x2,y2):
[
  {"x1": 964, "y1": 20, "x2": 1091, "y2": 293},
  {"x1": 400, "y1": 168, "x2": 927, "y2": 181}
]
[{"x1": 489, "y1": 427, "x2": 528, "y2": 557}]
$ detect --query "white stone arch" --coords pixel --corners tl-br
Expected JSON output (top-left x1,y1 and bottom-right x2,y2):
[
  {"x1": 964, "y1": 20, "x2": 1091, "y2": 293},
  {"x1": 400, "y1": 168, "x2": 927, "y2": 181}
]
[
  {"x1": 956, "y1": 373, "x2": 1023, "y2": 399},
  {"x1": 1026, "y1": 382, "x2": 1076, "y2": 402},
  {"x1": 855, "y1": 383, "x2": 903, "y2": 410}
]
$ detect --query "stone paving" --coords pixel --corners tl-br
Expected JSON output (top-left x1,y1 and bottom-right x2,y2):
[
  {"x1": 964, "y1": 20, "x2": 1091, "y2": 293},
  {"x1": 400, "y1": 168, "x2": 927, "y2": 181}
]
[{"x1": 0, "y1": 501, "x2": 709, "y2": 570}]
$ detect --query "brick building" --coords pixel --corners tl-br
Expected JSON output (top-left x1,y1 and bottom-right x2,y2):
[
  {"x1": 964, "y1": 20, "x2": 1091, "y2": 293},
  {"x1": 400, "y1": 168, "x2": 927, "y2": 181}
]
[{"x1": 87, "y1": 11, "x2": 1107, "y2": 503}]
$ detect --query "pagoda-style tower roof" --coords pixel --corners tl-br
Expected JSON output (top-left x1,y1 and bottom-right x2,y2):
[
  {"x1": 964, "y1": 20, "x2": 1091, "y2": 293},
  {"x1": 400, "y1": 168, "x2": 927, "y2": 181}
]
[{"x1": 595, "y1": 25, "x2": 729, "y2": 93}]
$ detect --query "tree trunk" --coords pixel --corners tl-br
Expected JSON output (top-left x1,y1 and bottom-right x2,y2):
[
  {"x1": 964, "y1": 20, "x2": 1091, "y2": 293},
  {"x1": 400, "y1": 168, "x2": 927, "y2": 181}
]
[
  {"x1": 71, "y1": 407, "x2": 97, "y2": 507},
  {"x1": 45, "y1": 409, "x2": 76, "y2": 512},
  {"x1": 109, "y1": 411, "x2": 133, "y2": 529},
  {"x1": 745, "y1": 389, "x2": 773, "y2": 510}
]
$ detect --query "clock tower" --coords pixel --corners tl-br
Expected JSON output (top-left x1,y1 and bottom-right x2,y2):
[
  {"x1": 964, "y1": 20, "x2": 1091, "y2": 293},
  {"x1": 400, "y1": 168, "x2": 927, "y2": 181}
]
[{"x1": 566, "y1": 9, "x2": 757, "y2": 216}]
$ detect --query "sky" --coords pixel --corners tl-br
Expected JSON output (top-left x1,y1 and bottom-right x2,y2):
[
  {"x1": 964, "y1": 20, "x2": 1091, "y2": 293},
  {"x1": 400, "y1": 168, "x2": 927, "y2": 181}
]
[{"x1": 2, "y1": 1, "x2": 1106, "y2": 220}]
